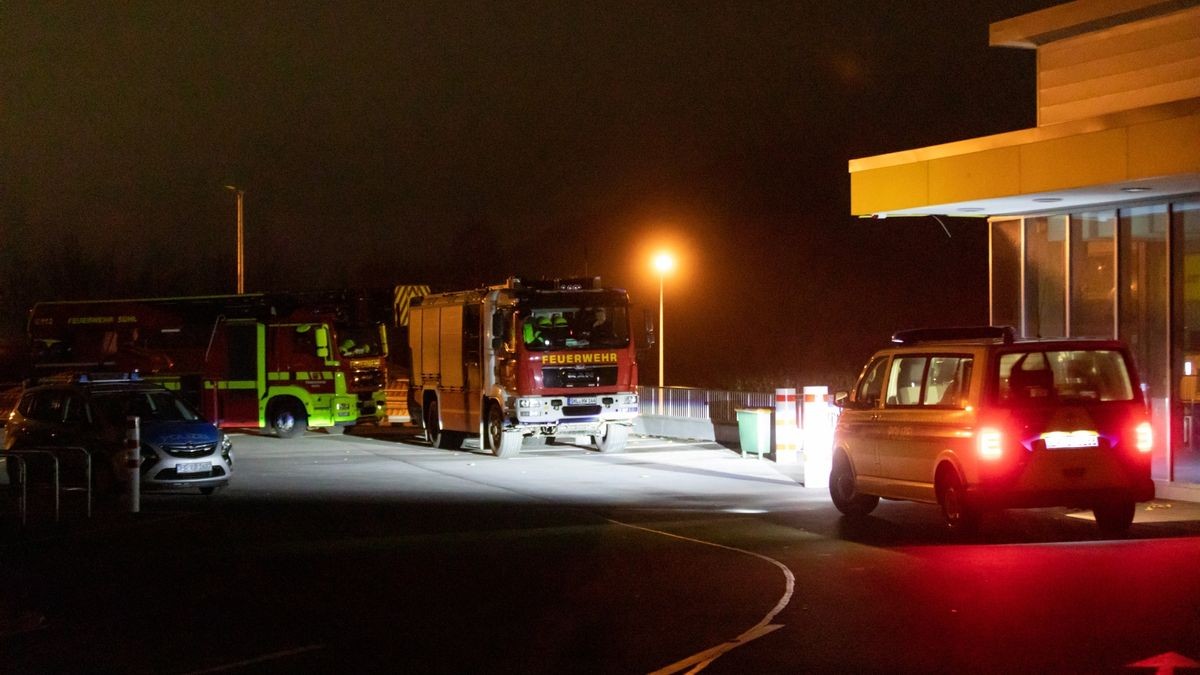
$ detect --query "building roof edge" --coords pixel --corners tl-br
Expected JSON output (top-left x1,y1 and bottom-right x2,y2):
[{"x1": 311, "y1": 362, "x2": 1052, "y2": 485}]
[{"x1": 989, "y1": 0, "x2": 1200, "y2": 48}]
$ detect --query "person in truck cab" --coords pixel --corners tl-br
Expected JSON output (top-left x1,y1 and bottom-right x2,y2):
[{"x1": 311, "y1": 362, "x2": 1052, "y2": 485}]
[
  {"x1": 587, "y1": 307, "x2": 614, "y2": 342},
  {"x1": 523, "y1": 316, "x2": 552, "y2": 348},
  {"x1": 340, "y1": 338, "x2": 367, "y2": 357}
]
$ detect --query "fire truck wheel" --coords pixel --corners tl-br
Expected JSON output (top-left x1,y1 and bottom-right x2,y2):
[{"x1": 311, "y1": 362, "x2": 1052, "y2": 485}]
[
  {"x1": 486, "y1": 404, "x2": 522, "y2": 458},
  {"x1": 425, "y1": 398, "x2": 463, "y2": 450},
  {"x1": 269, "y1": 400, "x2": 307, "y2": 439},
  {"x1": 593, "y1": 423, "x2": 629, "y2": 453}
]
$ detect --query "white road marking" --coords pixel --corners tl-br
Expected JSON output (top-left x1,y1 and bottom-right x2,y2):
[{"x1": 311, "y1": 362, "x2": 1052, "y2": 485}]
[
  {"x1": 606, "y1": 518, "x2": 795, "y2": 674},
  {"x1": 184, "y1": 644, "x2": 325, "y2": 674}
]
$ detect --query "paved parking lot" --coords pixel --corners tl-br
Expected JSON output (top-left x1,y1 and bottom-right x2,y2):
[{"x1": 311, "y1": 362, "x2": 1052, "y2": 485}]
[{"x1": 4, "y1": 428, "x2": 1200, "y2": 673}]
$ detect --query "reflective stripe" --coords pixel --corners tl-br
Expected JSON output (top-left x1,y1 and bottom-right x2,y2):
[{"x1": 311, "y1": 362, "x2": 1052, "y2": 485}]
[
  {"x1": 203, "y1": 380, "x2": 257, "y2": 390},
  {"x1": 268, "y1": 372, "x2": 290, "y2": 381},
  {"x1": 298, "y1": 371, "x2": 335, "y2": 380}
]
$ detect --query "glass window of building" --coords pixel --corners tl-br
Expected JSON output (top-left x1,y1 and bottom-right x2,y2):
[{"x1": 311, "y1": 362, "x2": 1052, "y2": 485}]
[
  {"x1": 1024, "y1": 216, "x2": 1067, "y2": 338},
  {"x1": 1173, "y1": 201, "x2": 1200, "y2": 484},
  {"x1": 1069, "y1": 211, "x2": 1115, "y2": 338},
  {"x1": 1119, "y1": 204, "x2": 1169, "y2": 480},
  {"x1": 990, "y1": 219, "x2": 1021, "y2": 329}
]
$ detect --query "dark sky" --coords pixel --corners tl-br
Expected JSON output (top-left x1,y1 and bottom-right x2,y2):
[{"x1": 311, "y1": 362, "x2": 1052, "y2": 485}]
[{"x1": 1, "y1": 0, "x2": 1062, "y2": 388}]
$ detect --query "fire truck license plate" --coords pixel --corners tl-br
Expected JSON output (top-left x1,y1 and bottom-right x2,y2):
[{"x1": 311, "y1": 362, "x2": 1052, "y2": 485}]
[
  {"x1": 176, "y1": 461, "x2": 211, "y2": 475},
  {"x1": 568, "y1": 396, "x2": 597, "y2": 405}
]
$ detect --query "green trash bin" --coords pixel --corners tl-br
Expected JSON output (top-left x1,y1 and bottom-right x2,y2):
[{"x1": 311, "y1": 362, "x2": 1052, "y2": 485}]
[{"x1": 735, "y1": 407, "x2": 773, "y2": 458}]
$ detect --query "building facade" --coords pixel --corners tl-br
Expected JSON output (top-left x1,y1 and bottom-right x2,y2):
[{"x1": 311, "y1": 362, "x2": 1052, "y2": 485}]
[{"x1": 849, "y1": 0, "x2": 1200, "y2": 499}]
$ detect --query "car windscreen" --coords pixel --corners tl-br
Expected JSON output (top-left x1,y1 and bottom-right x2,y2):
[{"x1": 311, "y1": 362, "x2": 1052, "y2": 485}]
[
  {"x1": 92, "y1": 390, "x2": 203, "y2": 424},
  {"x1": 994, "y1": 349, "x2": 1134, "y2": 406}
]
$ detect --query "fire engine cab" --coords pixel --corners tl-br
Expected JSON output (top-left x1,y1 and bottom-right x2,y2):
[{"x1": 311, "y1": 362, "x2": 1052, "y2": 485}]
[{"x1": 409, "y1": 277, "x2": 639, "y2": 457}]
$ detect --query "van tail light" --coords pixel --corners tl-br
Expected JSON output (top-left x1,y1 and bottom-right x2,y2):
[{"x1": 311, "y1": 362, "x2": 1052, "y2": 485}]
[
  {"x1": 1135, "y1": 421, "x2": 1153, "y2": 454},
  {"x1": 978, "y1": 427, "x2": 1003, "y2": 461}
]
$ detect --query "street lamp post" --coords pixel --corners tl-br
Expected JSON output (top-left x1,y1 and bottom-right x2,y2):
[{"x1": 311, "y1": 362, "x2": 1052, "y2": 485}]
[
  {"x1": 653, "y1": 252, "x2": 674, "y2": 390},
  {"x1": 224, "y1": 185, "x2": 244, "y2": 294}
]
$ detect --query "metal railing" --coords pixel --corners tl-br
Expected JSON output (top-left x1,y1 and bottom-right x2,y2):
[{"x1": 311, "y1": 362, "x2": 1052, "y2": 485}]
[
  {"x1": 638, "y1": 386, "x2": 774, "y2": 425},
  {"x1": 2, "y1": 446, "x2": 93, "y2": 526}
]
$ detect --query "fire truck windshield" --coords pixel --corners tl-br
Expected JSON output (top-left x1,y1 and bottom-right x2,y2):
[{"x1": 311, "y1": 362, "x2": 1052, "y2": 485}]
[
  {"x1": 521, "y1": 305, "x2": 629, "y2": 352},
  {"x1": 337, "y1": 324, "x2": 383, "y2": 357}
]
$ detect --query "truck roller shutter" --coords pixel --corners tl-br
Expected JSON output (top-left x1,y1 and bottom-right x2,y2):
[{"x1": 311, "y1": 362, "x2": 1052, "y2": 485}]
[{"x1": 440, "y1": 306, "x2": 464, "y2": 388}]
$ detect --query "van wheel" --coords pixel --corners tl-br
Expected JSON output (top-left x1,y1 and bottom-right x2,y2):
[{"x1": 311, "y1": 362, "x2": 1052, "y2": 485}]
[
  {"x1": 486, "y1": 404, "x2": 522, "y2": 458},
  {"x1": 829, "y1": 452, "x2": 878, "y2": 516},
  {"x1": 938, "y1": 470, "x2": 979, "y2": 534},
  {"x1": 1093, "y1": 500, "x2": 1135, "y2": 535},
  {"x1": 424, "y1": 399, "x2": 463, "y2": 450},
  {"x1": 270, "y1": 401, "x2": 307, "y2": 439}
]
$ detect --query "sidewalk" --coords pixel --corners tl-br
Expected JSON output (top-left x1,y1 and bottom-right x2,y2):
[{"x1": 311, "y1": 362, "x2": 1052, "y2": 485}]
[{"x1": 756, "y1": 453, "x2": 1200, "y2": 525}]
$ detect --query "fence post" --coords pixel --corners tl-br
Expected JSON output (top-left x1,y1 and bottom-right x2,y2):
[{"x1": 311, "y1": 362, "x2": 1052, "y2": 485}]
[{"x1": 8, "y1": 455, "x2": 27, "y2": 527}]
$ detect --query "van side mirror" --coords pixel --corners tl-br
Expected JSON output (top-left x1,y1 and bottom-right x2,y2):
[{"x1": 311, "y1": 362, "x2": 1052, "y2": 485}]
[{"x1": 834, "y1": 391, "x2": 850, "y2": 408}]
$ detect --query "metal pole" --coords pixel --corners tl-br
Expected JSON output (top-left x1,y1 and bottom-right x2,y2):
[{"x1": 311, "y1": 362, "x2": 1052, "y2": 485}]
[
  {"x1": 125, "y1": 416, "x2": 141, "y2": 513},
  {"x1": 236, "y1": 190, "x2": 244, "y2": 295},
  {"x1": 658, "y1": 272, "x2": 665, "y2": 415},
  {"x1": 225, "y1": 185, "x2": 245, "y2": 295},
  {"x1": 658, "y1": 272, "x2": 665, "y2": 388}
]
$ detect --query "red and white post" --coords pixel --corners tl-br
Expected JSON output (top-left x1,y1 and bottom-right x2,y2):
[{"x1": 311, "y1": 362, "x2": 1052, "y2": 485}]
[
  {"x1": 773, "y1": 388, "x2": 799, "y2": 465},
  {"x1": 125, "y1": 416, "x2": 141, "y2": 513},
  {"x1": 802, "y1": 386, "x2": 834, "y2": 488}
]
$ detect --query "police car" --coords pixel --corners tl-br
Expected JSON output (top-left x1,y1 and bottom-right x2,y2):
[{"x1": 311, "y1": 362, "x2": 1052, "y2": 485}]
[{"x1": 5, "y1": 373, "x2": 233, "y2": 496}]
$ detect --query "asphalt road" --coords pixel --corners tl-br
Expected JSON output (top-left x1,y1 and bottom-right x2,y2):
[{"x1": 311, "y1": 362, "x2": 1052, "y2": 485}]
[{"x1": 3, "y1": 428, "x2": 1200, "y2": 674}]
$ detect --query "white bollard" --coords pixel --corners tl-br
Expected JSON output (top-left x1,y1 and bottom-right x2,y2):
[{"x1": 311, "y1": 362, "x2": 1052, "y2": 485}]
[
  {"x1": 802, "y1": 386, "x2": 834, "y2": 488},
  {"x1": 773, "y1": 388, "x2": 799, "y2": 465},
  {"x1": 125, "y1": 416, "x2": 141, "y2": 513}
]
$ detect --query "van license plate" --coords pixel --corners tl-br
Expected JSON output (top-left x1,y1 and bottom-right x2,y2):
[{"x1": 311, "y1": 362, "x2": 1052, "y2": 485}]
[
  {"x1": 1042, "y1": 432, "x2": 1099, "y2": 449},
  {"x1": 176, "y1": 461, "x2": 211, "y2": 475}
]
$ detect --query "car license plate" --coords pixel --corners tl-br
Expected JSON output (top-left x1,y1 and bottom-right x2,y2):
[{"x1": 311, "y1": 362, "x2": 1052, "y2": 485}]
[
  {"x1": 1042, "y1": 431, "x2": 1100, "y2": 449},
  {"x1": 568, "y1": 396, "x2": 597, "y2": 405},
  {"x1": 176, "y1": 461, "x2": 211, "y2": 475}
]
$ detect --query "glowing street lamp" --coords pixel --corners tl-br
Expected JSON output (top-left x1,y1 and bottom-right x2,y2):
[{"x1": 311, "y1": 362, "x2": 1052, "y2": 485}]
[
  {"x1": 653, "y1": 251, "x2": 674, "y2": 389},
  {"x1": 224, "y1": 185, "x2": 245, "y2": 294}
]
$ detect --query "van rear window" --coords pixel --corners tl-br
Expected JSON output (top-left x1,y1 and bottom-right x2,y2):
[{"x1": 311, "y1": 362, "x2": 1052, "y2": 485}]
[{"x1": 995, "y1": 350, "x2": 1133, "y2": 405}]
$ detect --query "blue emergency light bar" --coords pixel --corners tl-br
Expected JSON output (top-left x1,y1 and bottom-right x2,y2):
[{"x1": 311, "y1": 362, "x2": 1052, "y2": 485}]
[{"x1": 76, "y1": 371, "x2": 142, "y2": 383}]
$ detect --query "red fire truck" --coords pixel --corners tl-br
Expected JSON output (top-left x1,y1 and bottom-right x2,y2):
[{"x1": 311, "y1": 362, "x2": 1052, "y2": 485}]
[
  {"x1": 409, "y1": 277, "x2": 640, "y2": 457},
  {"x1": 27, "y1": 293, "x2": 363, "y2": 437}
]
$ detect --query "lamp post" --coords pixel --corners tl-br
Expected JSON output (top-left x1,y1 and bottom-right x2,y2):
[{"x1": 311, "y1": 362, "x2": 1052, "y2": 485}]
[
  {"x1": 653, "y1": 252, "x2": 674, "y2": 390},
  {"x1": 224, "y1": 185, "x2": 244, "y2": 294}
]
